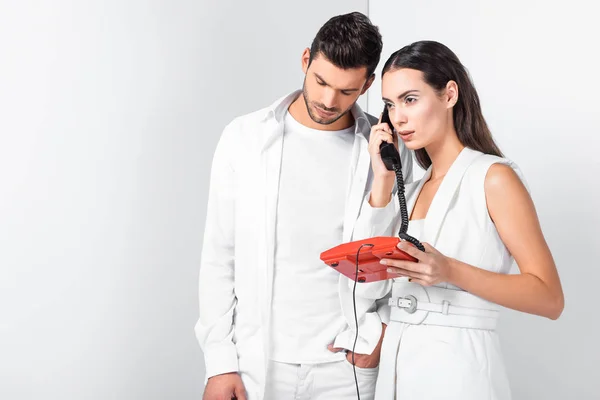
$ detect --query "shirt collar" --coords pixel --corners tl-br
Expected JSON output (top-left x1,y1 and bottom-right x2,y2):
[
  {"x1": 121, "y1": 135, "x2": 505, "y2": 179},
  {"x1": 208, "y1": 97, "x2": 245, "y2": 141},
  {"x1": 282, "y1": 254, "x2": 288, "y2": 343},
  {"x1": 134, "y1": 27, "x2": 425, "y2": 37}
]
[{"x1": 262, "y1": 90, "x2": 370, "y2": 138}]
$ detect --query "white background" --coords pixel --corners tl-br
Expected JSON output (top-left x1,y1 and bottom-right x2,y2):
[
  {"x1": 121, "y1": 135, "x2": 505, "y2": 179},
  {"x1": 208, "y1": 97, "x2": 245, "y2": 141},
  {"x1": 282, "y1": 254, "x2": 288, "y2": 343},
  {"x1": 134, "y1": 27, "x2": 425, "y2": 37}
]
[
  {"x1": 0, "y1": 1, "x2": 366, "y2": 399},
  {"x1": 369, "y1": 1, "x2": 599, "y2": 399},
  {"x1": 1, "y1": 0, "x2": 597, "y2": 399}
]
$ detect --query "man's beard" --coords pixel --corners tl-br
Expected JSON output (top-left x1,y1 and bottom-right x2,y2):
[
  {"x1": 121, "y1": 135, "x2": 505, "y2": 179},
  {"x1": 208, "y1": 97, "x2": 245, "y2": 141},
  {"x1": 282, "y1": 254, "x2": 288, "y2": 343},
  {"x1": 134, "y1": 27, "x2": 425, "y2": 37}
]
[{"x1": 302, "y1": 83, "x2": 351, "y2": 125}]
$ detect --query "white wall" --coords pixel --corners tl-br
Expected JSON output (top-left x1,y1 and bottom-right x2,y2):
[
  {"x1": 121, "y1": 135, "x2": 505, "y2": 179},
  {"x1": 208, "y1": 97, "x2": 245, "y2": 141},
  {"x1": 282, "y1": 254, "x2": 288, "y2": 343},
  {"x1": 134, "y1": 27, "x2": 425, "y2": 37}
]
[
  {"x1": 368, "y1": 1, "x2": 600, "y2": 399},
  {"x1": 7, "y1": 1, "x2": 592, "y2": 399},
  {"x1": 0, "y1": 1, "x2": 367, "y2": 399}
]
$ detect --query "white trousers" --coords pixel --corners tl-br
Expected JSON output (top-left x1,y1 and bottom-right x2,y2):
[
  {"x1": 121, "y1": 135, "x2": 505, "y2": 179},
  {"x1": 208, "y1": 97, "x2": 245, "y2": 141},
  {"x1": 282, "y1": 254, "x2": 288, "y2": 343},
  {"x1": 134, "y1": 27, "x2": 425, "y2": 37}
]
[
  {"x1": 260, "y1": 359, "x2": 377, "y2": 400},
  {"x1": 375, "y1": 322, "x2": 511, "y2": 400}
]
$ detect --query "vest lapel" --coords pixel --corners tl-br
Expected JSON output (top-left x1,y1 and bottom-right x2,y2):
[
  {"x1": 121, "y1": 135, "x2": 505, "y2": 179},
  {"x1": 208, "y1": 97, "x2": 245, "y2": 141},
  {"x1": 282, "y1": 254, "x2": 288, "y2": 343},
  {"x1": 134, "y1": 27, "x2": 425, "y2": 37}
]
[
  {"x1": 421, "y1": 147, "x2": 483, "y2": 247},
  {"x1": 406, "y1": 168, "x2": 432, "y2": 220}
]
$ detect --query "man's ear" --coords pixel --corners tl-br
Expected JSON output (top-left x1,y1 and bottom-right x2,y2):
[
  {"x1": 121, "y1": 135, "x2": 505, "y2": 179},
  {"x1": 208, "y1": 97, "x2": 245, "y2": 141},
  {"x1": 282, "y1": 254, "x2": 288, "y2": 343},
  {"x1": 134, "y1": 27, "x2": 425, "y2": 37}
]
[
  {"x1": 361, "y1": 74, "x2": 376, "y2": 95},
  {"x1": 301, "y1": 48, "x2": 311, "y2": 74}
]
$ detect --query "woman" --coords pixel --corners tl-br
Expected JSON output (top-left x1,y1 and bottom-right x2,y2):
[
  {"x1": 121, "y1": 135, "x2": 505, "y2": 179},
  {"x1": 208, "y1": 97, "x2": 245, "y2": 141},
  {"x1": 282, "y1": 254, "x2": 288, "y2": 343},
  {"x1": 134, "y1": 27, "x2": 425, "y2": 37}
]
[{"x1": 352, "y1": 41, "x2": 564, "y2": 399}]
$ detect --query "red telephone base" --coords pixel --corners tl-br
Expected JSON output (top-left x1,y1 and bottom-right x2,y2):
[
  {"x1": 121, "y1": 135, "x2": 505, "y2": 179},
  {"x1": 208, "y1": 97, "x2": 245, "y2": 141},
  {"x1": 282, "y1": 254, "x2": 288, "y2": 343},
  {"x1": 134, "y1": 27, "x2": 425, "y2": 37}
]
[{"x1": 320, "y1": 237, "x2": 417, "y2": 283}]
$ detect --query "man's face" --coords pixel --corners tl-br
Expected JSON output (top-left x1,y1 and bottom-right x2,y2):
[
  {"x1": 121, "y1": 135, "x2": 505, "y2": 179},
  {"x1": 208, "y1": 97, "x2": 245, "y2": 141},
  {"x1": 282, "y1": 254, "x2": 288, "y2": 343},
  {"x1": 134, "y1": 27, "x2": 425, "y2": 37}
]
[{"x1": 301, "y1": 51, "x2": 373, "y2": 125}]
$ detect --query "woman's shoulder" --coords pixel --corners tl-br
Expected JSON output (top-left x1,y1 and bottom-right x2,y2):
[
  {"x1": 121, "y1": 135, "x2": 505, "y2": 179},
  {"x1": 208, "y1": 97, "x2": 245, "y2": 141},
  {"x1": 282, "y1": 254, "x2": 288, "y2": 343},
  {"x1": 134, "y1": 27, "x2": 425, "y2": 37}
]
[{"x1": 465, "y1": 152, "x2": 529, "y2": 193}]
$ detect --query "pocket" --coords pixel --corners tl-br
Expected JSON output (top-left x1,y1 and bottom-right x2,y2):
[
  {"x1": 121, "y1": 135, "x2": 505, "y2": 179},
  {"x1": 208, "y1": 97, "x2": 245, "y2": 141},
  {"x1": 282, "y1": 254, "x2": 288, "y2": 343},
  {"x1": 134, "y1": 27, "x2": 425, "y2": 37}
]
[{"x1": 342, "y1": 357, "x2": 379, "y2": 376}]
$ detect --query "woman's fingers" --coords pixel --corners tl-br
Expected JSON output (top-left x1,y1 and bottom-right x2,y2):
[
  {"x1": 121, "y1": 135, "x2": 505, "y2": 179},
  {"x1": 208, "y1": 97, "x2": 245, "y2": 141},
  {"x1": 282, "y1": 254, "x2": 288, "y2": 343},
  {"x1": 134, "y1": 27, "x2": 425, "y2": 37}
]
[{"x1": 385, "y1": 266, "x2": 428, "y2": 282}]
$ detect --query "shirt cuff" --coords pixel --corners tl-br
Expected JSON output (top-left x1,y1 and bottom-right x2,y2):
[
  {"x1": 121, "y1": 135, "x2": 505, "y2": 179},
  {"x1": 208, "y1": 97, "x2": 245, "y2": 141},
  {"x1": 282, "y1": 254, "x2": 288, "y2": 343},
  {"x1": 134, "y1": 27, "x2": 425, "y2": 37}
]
[
  {"x1": 333, "y1": 312, "x2": 383, "y2": 355},
  {"x1": 376, "y1": 296, "x2": 392, "y2": 325},
  {"x1": 203, "y1": 342, "x2": 239, "y2": 382}
]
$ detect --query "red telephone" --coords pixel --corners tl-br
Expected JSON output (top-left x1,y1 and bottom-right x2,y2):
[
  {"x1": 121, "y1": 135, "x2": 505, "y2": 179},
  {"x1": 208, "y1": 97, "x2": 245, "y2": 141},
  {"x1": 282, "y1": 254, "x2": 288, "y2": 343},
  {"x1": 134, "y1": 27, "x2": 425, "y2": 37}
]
[
  {"x1": 320, "y1": 237, "x2": 418, "y2": 283},
  {"x1": 320, "y1": 106, "x2": 424, "y2": 282}
]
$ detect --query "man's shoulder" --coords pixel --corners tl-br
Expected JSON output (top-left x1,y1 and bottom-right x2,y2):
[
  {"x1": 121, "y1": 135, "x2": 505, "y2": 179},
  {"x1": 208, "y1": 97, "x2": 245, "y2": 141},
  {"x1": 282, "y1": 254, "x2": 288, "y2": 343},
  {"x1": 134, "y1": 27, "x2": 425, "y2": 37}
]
[
  {"x1": 218, "y1": 107, "x2": 273, "y2": 147},
  {"x1": 357, "y1": 112, "x2": 378, "y2": 141},
  {"x1": 228, "y1": 91, "x2": 296, "y2": 130},
  {"x1": 364, "y1": 112, "x2": 378, "y2": 127},
  {"x1": 226, "y1": 106, "x2": 271, "y2": 130}
]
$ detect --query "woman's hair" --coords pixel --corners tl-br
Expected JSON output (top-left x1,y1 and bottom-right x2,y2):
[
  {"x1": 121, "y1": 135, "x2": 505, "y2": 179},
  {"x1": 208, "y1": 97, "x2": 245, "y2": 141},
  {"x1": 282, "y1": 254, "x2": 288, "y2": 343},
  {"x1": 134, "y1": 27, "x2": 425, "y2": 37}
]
[{"x1": 382, "y1": 40, "x2": 503, "y2": 169}]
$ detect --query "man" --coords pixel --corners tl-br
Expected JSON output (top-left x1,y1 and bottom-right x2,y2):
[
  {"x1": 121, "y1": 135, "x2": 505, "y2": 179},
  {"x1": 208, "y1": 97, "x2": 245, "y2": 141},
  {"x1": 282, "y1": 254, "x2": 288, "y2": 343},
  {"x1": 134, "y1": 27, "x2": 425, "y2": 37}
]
[{"x1": 196, "y1": 12, "x2": 412, "y2": 400}]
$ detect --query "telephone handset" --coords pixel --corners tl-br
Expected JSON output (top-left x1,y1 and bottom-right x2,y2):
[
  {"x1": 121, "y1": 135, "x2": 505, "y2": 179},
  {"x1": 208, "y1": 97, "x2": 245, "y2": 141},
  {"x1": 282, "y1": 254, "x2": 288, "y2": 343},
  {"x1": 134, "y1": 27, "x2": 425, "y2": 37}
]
[{"x1": 379, "y1": 106, "x2": 402, "y2": 171}]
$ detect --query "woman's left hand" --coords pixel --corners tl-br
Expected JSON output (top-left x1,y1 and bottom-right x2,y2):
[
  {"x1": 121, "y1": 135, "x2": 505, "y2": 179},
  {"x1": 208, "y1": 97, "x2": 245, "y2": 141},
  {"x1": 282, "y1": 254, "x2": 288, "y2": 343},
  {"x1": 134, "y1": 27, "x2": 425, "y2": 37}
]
[{"x1": 381, "y1": 241, "x2": 454, "y2": 286}]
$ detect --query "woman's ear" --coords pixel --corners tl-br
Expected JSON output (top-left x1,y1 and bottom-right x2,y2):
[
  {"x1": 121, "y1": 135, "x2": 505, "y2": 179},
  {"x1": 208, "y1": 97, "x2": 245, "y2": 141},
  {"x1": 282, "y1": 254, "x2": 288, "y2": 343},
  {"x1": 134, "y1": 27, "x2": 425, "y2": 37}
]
[{"x1": 445, "y1": 80, "x2": 459, "y2": 108}]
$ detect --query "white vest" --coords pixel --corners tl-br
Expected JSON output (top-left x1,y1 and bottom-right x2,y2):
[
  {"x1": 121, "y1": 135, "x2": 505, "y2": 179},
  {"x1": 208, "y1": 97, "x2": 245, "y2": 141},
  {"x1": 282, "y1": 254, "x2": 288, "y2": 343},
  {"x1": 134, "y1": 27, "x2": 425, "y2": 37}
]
[
  {"x1": 405, "y1": 147, "x2": 524, "y2": 281},
  {"x1": 371, "y1": 147, "x2": 524, "y2": 400},
  {"x1": 348, "y1": 147, "x2": 527, "y2": 328},
  {"x1": 392, "y1": 147, "x2": 526, "y2": 328}
]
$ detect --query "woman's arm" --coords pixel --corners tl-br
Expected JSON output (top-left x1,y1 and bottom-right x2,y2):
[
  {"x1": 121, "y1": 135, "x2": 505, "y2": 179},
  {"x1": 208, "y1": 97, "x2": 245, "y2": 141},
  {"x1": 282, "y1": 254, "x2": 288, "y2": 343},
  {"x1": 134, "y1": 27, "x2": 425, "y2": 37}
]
[
  {"x1": 383, "y1": 163, "x2": 564, "y2": 320},
  {"x1": 453, "y1": 163, "x2": 564, "y2": 319}
]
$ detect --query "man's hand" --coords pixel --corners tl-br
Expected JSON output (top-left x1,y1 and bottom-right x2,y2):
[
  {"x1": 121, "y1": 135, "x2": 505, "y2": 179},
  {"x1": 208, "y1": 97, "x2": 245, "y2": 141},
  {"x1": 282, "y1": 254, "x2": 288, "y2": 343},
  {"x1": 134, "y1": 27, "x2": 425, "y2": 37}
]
[
  {"x1": 328, "y1": 323, "x2": 387, "y2": 368},
  {"x1": 203, "y1": 372, "x2": 247, "y2": 400}
]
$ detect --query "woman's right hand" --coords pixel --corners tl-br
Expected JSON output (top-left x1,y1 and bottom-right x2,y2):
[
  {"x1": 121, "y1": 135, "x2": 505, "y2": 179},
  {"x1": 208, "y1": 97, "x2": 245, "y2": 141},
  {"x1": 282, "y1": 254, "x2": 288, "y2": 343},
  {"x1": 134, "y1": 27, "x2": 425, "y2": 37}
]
[
  {"x1": 367, "y1": 115, "x2": 399, "y2": 207},
  {"x1": 368, "y1": 116, "x2": 399, "y2": 180}
]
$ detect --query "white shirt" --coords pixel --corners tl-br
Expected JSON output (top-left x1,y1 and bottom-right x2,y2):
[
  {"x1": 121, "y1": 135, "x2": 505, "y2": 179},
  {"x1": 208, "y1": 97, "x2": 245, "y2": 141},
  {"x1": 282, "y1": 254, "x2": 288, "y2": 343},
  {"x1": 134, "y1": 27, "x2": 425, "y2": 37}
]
[
  {"x1": 195, "y1": 90, "x2": 413, "y2": 391},
  {"x1": 270, "y1": 112, "x2": 355, "y2": 363}
]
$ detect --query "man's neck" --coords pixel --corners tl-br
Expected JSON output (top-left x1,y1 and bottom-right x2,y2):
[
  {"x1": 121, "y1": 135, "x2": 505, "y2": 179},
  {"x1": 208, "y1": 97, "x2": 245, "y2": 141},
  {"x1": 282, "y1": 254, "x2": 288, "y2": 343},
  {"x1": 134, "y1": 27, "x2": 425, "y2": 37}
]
[{"x1": 287, "y1": 94, "x2": 355, "y2": 131}]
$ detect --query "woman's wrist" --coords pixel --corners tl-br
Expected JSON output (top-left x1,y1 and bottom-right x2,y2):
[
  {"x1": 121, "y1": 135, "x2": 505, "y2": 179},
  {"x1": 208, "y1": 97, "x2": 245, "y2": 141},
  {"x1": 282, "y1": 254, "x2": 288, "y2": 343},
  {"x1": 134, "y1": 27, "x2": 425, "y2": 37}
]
[
  {"x1": 369, "y1": 175, "x2": 395, "y2": 207},
  {"x1": 446, "y1": 257, "x2": 465, "y2": 287}
]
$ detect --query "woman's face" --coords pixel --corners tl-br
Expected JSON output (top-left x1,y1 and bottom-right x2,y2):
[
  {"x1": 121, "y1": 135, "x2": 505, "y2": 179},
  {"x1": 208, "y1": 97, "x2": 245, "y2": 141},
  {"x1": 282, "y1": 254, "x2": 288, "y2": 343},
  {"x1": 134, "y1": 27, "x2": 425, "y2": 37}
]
[{"x1": 381, "y1": 68, "x2": 456, "y2": 151}]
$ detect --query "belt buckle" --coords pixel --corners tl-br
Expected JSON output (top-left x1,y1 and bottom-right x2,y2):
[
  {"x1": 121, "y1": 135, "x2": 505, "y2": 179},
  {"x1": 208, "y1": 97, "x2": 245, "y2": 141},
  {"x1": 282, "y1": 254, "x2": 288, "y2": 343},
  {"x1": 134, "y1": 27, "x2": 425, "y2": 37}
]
[{"x1": 392, "y1": 294, "x2": 418, "y2": 314}]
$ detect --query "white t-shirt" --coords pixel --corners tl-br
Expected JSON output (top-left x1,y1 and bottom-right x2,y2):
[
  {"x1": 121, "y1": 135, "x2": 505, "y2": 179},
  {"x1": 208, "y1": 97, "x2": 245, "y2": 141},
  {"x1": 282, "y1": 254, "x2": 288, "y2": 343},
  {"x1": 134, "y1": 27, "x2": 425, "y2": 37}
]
[{"x1": 270, "y1": 111, "x2": 356, "y2": 363}]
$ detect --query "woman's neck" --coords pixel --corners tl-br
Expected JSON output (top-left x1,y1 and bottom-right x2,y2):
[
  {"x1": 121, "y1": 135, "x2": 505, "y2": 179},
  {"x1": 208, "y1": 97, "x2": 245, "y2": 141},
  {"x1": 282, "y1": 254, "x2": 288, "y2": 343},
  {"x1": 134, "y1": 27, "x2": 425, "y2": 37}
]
[{"x1": 425, "y1": 130, "x2": 464, "y2": 181}]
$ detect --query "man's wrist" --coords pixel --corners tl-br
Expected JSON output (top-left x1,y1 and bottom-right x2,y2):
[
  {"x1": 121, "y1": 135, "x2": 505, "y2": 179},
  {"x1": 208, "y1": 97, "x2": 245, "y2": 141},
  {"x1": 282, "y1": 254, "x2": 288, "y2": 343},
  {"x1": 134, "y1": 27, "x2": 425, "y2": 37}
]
[{"x1": 207, "y1": 372, "x2": 239, "y2": 381}]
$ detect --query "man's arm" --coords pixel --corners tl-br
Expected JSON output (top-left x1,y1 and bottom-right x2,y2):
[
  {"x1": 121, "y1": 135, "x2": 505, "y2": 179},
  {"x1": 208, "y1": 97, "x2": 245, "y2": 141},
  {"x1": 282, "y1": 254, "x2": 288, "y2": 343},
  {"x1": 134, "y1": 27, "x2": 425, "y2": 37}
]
[{"x1": 195, "y1": 121, "x2": 239, "y2": 380}]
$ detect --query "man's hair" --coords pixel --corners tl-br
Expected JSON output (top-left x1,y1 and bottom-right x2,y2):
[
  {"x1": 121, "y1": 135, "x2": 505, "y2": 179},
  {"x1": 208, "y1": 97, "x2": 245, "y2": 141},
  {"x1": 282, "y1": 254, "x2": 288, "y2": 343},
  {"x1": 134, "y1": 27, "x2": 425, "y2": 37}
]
[{"x1": 309, "y1": 12, "x2": 383, "y2": 78}]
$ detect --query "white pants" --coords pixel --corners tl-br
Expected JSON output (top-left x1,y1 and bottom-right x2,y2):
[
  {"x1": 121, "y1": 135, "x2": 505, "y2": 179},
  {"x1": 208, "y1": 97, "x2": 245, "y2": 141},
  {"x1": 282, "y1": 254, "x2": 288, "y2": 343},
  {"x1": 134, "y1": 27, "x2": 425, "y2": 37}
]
[
  {"x1": 262, "y1": 359, "x2": 377, "y2": 400},
  {"x1": 375, "y1": 322, "x2": 511, "y2": 400}
]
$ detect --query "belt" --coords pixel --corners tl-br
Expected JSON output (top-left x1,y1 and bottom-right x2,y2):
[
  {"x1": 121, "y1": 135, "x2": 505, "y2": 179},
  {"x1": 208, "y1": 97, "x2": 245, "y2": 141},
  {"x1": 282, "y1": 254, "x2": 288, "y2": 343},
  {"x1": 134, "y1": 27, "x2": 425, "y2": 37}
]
[{"x1": 388, "y1": 281, "x2": 500, "y2": 330}]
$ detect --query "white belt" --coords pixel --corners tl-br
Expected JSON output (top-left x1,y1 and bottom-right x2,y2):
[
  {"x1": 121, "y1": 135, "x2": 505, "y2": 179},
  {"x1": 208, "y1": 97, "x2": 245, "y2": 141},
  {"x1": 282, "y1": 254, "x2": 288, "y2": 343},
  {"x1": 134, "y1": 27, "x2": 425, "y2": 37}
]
[{"x1": 388, "y1": 281, "x2": 500, "y2": 330}]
